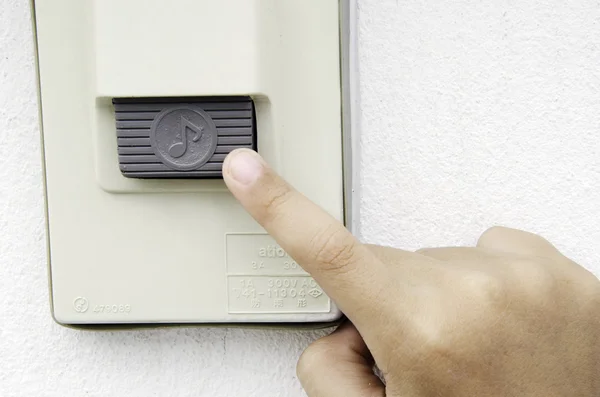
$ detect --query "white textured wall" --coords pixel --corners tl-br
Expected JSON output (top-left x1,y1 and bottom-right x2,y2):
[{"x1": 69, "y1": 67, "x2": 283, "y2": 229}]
[
  {"x1": 1, "y1": 1, "x2": 599, "y2": 396},
  {"x1": 358, "y1": 0, "x2": 600, "y2": 272}
]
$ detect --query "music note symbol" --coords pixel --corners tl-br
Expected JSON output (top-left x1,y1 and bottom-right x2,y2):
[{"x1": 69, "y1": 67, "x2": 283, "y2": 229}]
[{"x1": 168, "y1": 116, "x2": 204, "y2": 158}]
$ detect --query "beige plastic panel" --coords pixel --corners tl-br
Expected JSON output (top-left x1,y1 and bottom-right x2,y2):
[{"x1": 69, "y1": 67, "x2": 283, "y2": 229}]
[{"x1": 35, "y1": 0, "x2": 344, "y2": 324}]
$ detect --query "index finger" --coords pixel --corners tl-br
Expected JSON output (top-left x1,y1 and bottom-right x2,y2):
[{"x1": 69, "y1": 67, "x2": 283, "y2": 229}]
[{"x1": 222, "y1": 149, "x2": 388, "y2": 315}]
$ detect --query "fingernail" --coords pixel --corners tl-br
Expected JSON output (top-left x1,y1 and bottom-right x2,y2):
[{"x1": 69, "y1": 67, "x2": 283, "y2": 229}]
[{"x1": 226, "y1": 149, "x2": 263, "y2": 185}]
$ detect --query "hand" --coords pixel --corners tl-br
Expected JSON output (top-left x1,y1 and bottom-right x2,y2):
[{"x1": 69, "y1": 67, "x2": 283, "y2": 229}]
[{"x1": 223, "y1": 149, "x2": 600, "y2": 397}]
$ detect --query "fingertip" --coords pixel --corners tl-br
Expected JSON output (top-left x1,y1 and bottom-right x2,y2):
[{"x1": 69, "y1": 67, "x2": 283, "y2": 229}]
[{"x1": 223, "y1": 148, "x2": 266, "y2": 188}]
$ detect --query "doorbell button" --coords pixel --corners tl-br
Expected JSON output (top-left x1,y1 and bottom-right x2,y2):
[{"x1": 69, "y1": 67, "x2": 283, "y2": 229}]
[{"x1": 113, "y1": 96, "x2": 256, "y2": 178}]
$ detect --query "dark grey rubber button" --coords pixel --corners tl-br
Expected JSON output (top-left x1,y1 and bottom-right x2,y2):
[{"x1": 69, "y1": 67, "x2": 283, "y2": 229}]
[{"x1": 113, "y1": 97, "x2": 256, "y2": 179}]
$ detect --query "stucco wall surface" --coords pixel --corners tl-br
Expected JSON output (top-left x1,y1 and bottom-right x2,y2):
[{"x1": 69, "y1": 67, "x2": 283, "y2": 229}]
[{"x1": 1, "y1": 1, "x2": 599, "y2": 396}]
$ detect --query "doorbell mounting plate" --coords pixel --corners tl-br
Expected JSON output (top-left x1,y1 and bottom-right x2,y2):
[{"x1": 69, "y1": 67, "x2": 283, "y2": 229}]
[{"x1": 33, "y1": 0, "x2": 356, "y2": 326}]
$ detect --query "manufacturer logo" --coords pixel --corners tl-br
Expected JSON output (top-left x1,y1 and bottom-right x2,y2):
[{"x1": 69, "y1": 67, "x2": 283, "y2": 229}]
[
  {"x1": 73, "y1": 297, "x2": 89, "y2": 313},
  {"x1": 150, "y1": 107, "x2": 218, "y2": 171}
]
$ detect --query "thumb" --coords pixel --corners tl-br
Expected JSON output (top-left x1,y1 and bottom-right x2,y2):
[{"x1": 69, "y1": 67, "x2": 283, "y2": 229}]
[{"x1": 296, "y1": 322, "x2": 385, "y2": 397}]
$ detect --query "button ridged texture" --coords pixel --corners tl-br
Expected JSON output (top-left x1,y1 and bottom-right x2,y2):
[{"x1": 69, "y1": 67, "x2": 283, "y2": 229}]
[{"x1": 113, "y1": 97, "x2": 256, "y2": 178}]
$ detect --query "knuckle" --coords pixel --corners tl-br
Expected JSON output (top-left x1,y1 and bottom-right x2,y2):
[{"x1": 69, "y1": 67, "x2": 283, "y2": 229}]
[
  {"x1": 260, "y1": 186, "x2": 293, "y2": 219},
  {"x1": 462, "y1": 271, "x2": 508, "y2": 306},
  {"x1": 420, "y1": 335, "x2": 452, "y2": 361},
  {"x1": 508, "y1": 259, "x2": 556, "y2": 299},
  {"x1": 401, "y1": 287, "x2": 454, "y2": 359},
  {"x1": 410, "y1": 320, "x2": 452, "y2": 361},
  {"x1": 309, "y1": 226, "x2": 358, "y2": 272},
  {"x1": 477, "y1": 226, "x2": 504, "y2": 246}
]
